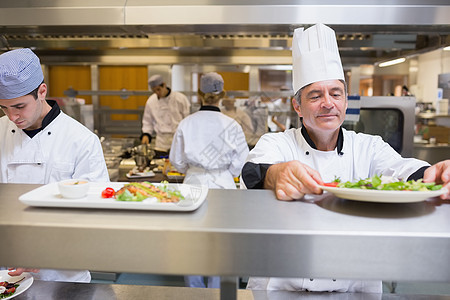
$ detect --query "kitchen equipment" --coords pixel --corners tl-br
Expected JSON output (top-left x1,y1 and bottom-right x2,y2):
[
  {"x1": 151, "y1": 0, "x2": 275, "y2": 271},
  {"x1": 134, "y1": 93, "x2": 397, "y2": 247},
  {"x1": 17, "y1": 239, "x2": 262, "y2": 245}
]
[
  {"x1": 342, "y1": 96, "x2": 415, "y2": 157},
  {"x1": 132, "y1": 144, "x2": 155, "y2": 171}
]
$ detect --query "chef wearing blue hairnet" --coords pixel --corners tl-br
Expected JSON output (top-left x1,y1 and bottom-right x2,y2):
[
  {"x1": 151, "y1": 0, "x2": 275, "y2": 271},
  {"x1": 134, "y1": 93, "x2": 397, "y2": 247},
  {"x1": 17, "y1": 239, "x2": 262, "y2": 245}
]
[
  {"x1": 170, "y1": 72, "x2": 249, "y2": 288},
  {"x1": 0, "y1": 48, "x2": 109, "y2": 282}
]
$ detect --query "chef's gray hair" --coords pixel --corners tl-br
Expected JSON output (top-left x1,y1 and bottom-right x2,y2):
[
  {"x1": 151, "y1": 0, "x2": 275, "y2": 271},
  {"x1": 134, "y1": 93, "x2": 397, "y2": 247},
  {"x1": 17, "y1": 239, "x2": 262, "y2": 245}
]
[{"x1": 294, "y1": 79, "x2": 347, "y2": 105}]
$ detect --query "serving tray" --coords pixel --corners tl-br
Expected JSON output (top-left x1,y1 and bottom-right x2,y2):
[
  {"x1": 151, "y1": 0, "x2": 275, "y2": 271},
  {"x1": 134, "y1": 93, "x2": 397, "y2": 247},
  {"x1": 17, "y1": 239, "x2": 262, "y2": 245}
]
[{"x1": 19, "y1": 182, "x2": 208, "y2": 212}]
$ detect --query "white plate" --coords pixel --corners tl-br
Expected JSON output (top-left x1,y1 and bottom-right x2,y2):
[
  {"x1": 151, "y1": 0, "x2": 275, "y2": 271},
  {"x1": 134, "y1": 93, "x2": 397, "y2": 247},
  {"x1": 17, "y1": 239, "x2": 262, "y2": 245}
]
[
  {"x1": 0, "y1": 270, "x2": 33, "y2": 299},
  {"x1": 19, "y1": 182, "x2": 208, "y2": 212},
  {"x1": 320, "y1": 186, "x2": 446, "y2": 203},
  {"x1": 126, "y1": 171, "x2": 156, "y2": 179}
]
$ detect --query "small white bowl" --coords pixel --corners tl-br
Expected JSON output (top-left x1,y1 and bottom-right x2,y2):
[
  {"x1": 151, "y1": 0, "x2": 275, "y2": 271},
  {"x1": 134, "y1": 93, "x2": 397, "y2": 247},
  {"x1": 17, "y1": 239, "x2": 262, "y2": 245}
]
[{"x1": 58, "y1": 179, "x2": 90, "y2": 199}]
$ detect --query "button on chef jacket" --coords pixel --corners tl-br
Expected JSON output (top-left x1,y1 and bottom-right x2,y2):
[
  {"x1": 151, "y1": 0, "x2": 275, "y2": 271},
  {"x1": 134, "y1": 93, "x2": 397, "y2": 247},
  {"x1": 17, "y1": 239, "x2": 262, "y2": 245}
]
[
  {"x1": 242, "y1": 127, "x2": 429, "y2": 293},
  {"x1": 142, "y1": 88, "x2": 191, "y2": 152},
  {"x1": 170, "y1": 106, "x2": 249, "y2": 189}
]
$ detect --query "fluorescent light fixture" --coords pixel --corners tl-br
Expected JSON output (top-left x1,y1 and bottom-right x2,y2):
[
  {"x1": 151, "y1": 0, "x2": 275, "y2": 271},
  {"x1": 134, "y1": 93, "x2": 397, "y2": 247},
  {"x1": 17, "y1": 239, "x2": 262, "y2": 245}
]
[
  {"x1": 379, "y1": 57, "x2": 406, "y2": 67},
  {"x1": 444, "y1": 46, "x2": 450, "y2": 51}
]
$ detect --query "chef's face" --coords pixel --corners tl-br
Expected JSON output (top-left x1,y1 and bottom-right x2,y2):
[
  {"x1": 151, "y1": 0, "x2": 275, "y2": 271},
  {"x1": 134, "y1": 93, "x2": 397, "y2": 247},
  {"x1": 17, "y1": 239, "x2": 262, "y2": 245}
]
[
  {"x1": 293, "y1": 80, "x2": 347, "y2": 133},
  {"x1": 151, "y1": 83, "x2": 168, "y2": 99},
  {"x1": 0, "y1": 83, "x2": 48, "y2": 130}
]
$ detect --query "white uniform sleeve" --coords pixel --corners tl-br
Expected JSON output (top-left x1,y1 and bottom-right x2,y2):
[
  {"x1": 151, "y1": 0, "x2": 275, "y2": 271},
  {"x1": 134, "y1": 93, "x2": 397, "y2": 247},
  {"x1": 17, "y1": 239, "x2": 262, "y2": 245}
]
[
  {"x1": 142, "y1": 97, "x2": 155, "y2": 135},
  {"x1": 169, "y1": 126, "x2": 188, "y2": 174},
  {"x1": 179, "y1": 93, "x2": 191, "y2": 118},
  {"x1": 228, "y1": 123, "x2": 250, "y2": 177},
  {"x1": 363, "y1": 135, "x2": 429, "y2": 180},
  {"x1": 72, "y1": 134, "x2": 110, "y2": 182}
]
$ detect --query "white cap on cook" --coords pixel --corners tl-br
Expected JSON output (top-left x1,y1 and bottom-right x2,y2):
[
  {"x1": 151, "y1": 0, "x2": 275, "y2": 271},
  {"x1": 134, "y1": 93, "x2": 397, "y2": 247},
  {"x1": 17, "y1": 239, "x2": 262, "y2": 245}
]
[
  {"x1": 200, "y1": 72, "x2": 224, "y2": 94},
  {"x1": 148, "y1": 74, "x2": 164, "y2": 88},
  {"x1": 292, "y1": 23, "x2": 344, "y2": 94}
]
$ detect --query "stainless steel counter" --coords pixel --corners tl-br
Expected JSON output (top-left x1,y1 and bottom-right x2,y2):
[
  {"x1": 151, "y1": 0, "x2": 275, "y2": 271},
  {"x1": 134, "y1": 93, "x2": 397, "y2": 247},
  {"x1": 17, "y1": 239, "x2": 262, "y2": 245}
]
[
  {"x1": 1, "y1": 184, "x2": 450, "y2": 294},
  {"x1": 15, "y1": 280, "x2": 450, "y2": 300}
]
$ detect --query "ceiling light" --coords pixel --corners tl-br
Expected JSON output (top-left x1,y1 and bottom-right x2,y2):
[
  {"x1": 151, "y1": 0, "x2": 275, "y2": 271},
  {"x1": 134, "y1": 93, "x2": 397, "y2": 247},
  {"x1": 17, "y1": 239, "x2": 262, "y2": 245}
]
[
  {"x1": 378, "y1": 58, "x2": 406, "y2": 67},
  {"x1": 444, "y1": 46, "x2": 450, "y2": 51}
]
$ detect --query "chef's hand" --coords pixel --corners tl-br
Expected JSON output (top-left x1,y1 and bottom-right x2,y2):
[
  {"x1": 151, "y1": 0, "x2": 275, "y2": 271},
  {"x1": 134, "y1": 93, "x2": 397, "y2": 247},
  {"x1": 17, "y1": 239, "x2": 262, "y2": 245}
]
[
  {"x1": 264, "y1": 160, "x2": 324, "y2": 201},
  {"x1": 141, "y1": 135, "x2": 150, "y2": 144},
  {"x1": 423, "y1": 159, "x2": 450, "y2": 199},
  {"x1": 8, "y1": 268, "x2": 40, "y2": 276}
]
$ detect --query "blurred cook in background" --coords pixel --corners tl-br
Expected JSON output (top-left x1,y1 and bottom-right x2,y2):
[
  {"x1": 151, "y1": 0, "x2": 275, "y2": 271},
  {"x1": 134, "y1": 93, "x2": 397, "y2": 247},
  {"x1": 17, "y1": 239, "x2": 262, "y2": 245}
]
[
  {"x1": 269, "y1": 85, "x2": 292, "y2": 132},
  {"x1": 170, "y1": 72, "x2": 249, "y2": 288},
  {"x1": 141, "y1": 74, "x2": 191, "y2": 158},
  {"x1": 221, "y1": 97, "x2": 254, "y2": 144},
  {"x1": 0, "y1": 48, "x2": 109, "y2": 282}
]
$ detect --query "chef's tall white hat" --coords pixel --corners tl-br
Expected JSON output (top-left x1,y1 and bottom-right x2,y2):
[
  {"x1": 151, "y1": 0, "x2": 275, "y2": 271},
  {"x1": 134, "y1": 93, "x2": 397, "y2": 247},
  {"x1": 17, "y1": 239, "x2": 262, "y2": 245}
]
[
  {"x1": 0, "y1": 48, "x2": 44, "y2": 100},
  {"x1": 292, "y1": 23, "x2": 344, "y2": 94}
]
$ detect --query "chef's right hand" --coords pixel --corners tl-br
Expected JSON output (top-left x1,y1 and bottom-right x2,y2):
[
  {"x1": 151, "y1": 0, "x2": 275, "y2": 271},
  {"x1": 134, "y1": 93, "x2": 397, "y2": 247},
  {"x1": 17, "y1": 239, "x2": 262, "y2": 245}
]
[
  {"x1": 8, "y1": 268, "x2": 40, "y2": 276},
  {"x1": 264, "y1": 160, "x2": 324, "y2": 201},
  {"x1": 141, "y1": 135, "x2": 150, "y2": 144}
]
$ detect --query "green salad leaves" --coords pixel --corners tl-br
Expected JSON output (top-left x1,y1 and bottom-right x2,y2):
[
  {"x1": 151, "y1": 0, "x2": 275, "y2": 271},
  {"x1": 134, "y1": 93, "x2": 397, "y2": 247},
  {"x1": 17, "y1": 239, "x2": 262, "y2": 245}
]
[{"x1": 336, "y1": 175, "x2": 442, "y2": 191}]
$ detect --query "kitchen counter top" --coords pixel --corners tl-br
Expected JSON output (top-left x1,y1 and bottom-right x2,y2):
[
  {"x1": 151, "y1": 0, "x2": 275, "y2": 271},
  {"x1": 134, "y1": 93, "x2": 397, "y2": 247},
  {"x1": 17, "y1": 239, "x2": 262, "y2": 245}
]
[
  {"x1": 1, "y1": 183, "x2": 450, "y2": 298},
  {"x1": 14, "y1": 280, "x2": 450, "y2": 300}
]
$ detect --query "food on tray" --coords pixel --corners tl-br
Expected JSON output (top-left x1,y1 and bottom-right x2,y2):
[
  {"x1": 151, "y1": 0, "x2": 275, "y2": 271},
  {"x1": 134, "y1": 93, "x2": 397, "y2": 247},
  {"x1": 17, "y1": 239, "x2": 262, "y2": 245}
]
[
  {"x1": 0, "y1": 277, "x2": 24, "y2": 299},
  {"x1": 325, "y1": 175, "x2": 442, "y2": 191},
  {"x1": 100, "y1": 181, "x2": 184, "y2": 203}
]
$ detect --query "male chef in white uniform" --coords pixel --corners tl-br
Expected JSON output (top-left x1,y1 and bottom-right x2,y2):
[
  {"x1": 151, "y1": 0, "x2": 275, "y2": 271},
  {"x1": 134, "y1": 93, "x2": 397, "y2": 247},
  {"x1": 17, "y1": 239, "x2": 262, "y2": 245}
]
[
  {"x1": 241, "y1": 24, "x2": 450, "y2": 293},
  {"x1": 0, "y1": 48, "x2": 109, "y2": 282},
  {"x1": 141, "y1": 74, "x2": 191, "y2": 157}
]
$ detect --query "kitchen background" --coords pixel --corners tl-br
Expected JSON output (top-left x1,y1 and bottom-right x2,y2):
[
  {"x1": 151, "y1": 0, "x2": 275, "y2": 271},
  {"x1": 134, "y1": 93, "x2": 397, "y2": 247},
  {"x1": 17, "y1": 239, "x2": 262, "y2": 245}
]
[{"x1": 1, "y1": 0, "x2": 450, "y2": 295}]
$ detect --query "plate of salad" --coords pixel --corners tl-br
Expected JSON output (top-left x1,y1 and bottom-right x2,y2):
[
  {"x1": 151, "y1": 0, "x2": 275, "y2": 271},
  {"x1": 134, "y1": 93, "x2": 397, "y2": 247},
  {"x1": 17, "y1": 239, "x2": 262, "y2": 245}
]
[
  {"x1": 320, "y1": 175, "x2": 446, "y2": 203},
  {"x1": 19, "y1": 181, "x2": 208, "y2": 211},
  {"x1": 0, "y1": 270, "x2": 33, "y2": 299}
]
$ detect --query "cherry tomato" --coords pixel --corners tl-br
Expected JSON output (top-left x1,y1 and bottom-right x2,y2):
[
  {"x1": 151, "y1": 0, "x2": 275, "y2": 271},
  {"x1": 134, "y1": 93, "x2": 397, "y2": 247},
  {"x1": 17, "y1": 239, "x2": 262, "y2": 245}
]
[
  {"x1": 323, "y1": 182, "x2": 339, "y2": 187},
  {"x1": 6, "y1": 287, "x2": 16, "y2": 294},
  {"x1": 101, "y1": 187, "x2": 115, "y2": 198}
]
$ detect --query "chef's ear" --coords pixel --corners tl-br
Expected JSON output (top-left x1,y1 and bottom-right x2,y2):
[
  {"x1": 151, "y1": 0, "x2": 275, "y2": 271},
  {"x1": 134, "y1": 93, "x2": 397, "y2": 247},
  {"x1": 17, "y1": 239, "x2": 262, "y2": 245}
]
[
  {"x1": 292, "y1": 96, "x2": 302, "y2": 117},
  {"x1": 37, "y1": 83, "x2": 47, "y2": 101}
]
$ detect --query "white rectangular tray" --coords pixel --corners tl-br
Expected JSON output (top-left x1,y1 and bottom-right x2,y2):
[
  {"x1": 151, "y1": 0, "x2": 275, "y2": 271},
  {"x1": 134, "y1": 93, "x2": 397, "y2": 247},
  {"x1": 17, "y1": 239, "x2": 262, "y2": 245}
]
[{"x1": 19, "y1": 182, "x2": 208, "y2": 212}]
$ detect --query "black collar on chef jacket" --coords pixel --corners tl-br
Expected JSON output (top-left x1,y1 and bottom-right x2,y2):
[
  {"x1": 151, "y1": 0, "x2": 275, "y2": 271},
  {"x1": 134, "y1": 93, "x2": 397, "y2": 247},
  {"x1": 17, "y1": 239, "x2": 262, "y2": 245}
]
[
  {"x1": 22, "y1": 100, "x2": 61, "y2": 138},
  {"x1": 301, "y1": 126, "x2": 344, "y2": 156},
  {"x1": 199, "y1": 105, "x2": 221, "y2": 112}
]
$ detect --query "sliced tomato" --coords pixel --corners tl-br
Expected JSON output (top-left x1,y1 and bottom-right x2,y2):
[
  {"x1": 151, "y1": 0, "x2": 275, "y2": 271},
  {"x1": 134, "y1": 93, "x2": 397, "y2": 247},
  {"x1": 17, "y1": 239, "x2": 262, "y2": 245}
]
[
  {"x1": 101, "y1": 187, "x2": 115, "y2": 198},
  {"x1": 323, "y1": 182, "x2": 339, "y2": 187}
]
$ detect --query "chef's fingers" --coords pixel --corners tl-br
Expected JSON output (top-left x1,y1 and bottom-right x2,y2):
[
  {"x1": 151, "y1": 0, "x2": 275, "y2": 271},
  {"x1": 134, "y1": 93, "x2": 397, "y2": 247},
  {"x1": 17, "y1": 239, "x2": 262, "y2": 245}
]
[
  {"x1": 424, "y1": 159, "x2": 450, "y2": 184},
  {"x1": 276, "y1": 184, "x2": 304, "y2": 201},
  {"x1": 7, "y1": 268, "x2": 40, "y2": 276},
  {"x1": 439, "y1": 182, "x2": 450, "y2": 200}
]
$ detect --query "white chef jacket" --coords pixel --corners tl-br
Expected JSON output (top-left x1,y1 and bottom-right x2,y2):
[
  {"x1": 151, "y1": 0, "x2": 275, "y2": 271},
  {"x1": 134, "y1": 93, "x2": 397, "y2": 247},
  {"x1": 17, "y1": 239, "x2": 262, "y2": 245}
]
[
  {"x1": 0, "y1": 111, "x2": 109, "y2": 283},
  {"x1": 243, "y1": 127, "x2": 429, "y2": 293},
  {"x1": 142, "y1": 90, "x2": 190, "y2": 152},
  {"x1": 222, "y1": 107, "x2": 254, "y2": 145},
  {"x1": 169, "y1": 108, "x2": 249, "y2": 189}
]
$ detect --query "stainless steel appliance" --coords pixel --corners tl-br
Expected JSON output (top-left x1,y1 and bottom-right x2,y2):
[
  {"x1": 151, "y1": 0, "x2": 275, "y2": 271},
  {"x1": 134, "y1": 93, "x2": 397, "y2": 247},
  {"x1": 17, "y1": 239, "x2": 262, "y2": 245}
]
[{"x1": 342, "y1": 96, "x2": 416, "y2": 157}]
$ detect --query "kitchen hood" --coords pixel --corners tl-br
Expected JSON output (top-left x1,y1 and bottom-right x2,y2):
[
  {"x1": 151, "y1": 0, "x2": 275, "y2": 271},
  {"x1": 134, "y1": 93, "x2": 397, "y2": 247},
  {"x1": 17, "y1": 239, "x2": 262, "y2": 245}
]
[{"x1": 0, "y1": 1, "x2": 449, "y2": 67}]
